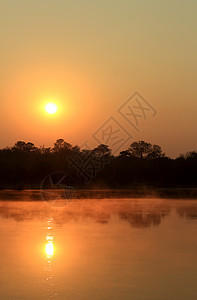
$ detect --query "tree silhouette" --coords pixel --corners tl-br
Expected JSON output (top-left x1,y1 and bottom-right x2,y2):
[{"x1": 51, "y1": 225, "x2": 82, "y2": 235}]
[
  {"x1": 53, "y1": 139, "x2": 72, "y2": 152},
  {"x1": 12, "y1": 141, "x2": 37, "y2": 152},
  {"x1": 92, "y1": 144, "x2": 112, "y2": 158},
  {"x1": 0, "y1": 139, "x2": 196, "y2": 189},
  {"x1": 127, "y1": 141, "x2": 164, "y2": 159}
]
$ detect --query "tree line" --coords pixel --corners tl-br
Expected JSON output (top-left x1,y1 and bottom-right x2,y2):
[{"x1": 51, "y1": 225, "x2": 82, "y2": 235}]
[{"x1": 0, "y1": 139, "x2": 196, "y2": 189}]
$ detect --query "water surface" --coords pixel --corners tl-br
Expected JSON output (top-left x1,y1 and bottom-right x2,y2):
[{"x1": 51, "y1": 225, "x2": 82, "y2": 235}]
[{"x1": 0, "y1": 196, "x2": 197, "y2": 300}]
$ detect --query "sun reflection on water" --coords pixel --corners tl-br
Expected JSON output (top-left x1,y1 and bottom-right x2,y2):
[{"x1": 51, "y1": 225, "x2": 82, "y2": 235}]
[
  {"x1": 45, "y1": 238, "x2": 54, "y2": 257},
  {"x1": 44, "y1": 217, "x2": 58, "y2": 297}
]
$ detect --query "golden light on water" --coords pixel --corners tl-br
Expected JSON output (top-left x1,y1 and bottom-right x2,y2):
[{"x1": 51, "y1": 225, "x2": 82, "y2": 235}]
[
  {"x1": 45, "y1": 224, "x2": 54, "y2": 257},
  {"x1": 45, "y1": 103, "x2": 57, "y2": 114},
  {"x1": 45, "y1": 241, "x2": 54, "y2": 256}
]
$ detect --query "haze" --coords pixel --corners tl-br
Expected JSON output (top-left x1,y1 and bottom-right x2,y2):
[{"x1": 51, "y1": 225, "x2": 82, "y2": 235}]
[{"x1": 0, "y1": 0, "x2": 196, "y2": 157}]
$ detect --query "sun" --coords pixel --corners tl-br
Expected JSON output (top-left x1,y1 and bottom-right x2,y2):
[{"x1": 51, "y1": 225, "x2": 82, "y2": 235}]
[{"x1": 45, "y1": 103, "x2": 57, "y2": 114}]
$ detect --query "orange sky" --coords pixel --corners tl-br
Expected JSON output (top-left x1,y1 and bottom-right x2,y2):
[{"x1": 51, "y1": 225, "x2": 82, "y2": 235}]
[{"x1": 0, "y1": 0, "x2": 197, "y2": 157}]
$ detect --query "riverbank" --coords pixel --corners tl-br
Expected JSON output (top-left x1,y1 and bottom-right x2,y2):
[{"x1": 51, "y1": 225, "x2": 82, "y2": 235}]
[{"x1": 0, "y1": 188, "x2": 197, "y2": 200}]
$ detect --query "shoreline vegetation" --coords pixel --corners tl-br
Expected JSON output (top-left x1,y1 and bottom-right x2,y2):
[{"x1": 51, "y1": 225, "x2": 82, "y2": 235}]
[
  {"x1": 0, "y1": 139, "x2": 197, "y2": 194},
  {"x1": 0, "y1": 188, "x2": 197, "y2": 200}
]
